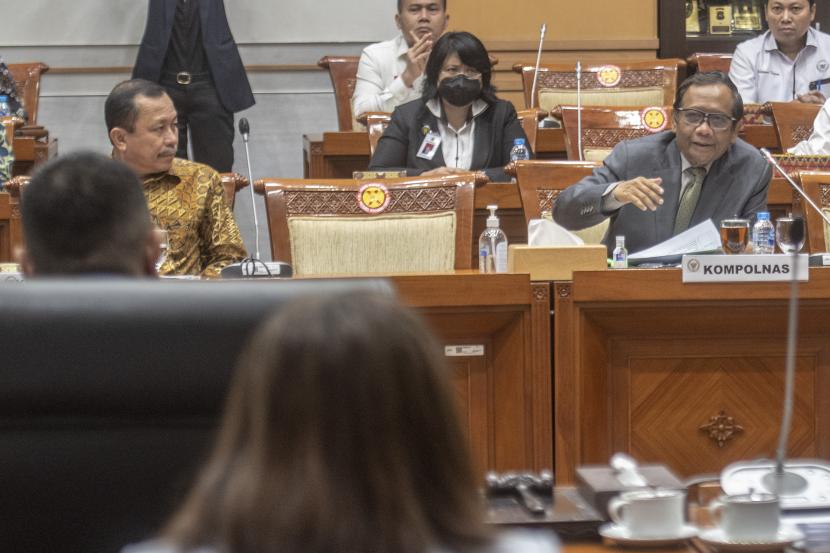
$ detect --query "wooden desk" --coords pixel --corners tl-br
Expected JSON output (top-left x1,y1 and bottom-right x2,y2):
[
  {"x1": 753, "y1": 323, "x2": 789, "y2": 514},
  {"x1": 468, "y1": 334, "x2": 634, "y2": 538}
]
[
  {"x1": 365, "y1": 272, "x2": 552, "y2": 476},
  {"x1": 553, "y1": 268, "x2": 830, "y2": 484},
  {"x1": 302, "y1": 125, "x2": 780, "y2": 179}
]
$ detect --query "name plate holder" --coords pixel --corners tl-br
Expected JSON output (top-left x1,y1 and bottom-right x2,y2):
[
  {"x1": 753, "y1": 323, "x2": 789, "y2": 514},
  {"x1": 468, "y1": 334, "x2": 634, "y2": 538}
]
[{"x1": 681, "y1": 254, "x2": 809, "y2": 283}]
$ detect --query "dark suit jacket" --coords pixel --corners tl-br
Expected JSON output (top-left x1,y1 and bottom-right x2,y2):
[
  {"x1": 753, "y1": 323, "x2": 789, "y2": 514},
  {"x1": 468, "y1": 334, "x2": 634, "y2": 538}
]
[
  {"x1": 132, "y1": 0, "x2": 255, "y2": 113},
  {"x1": 368, "y1": 98, "x2": 529, "y2": 182},
  {"x1": 552, "y1": 131, "x2": 772, "y2": 255}
]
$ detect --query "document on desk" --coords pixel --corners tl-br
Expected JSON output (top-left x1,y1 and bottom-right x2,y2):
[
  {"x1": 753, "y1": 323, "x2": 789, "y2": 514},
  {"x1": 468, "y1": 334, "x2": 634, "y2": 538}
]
[{"x1": 629, "y1": 220, "x2": 722, "y2": 262}]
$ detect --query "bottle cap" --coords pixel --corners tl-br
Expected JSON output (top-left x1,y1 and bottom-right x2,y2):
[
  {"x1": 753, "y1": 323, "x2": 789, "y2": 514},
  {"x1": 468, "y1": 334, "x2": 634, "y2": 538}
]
[
  {"x1": 756, "y1": 211, "x2": 770, "y2": 221},
  {"x1": 486, "y1": 204, "x2": 500, "y2": 228},
  {"x1": 513, "y1": 138, "x2": 525, "y2": 146},
  {"x1": 615, "y1": 235, "x2": 625, "y2": 246}
]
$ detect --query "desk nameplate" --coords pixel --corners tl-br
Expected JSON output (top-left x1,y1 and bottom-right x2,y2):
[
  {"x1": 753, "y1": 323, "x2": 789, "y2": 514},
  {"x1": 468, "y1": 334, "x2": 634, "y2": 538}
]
[{"x1": 682, "y1": 254, "x2": 809, "y2": 283}]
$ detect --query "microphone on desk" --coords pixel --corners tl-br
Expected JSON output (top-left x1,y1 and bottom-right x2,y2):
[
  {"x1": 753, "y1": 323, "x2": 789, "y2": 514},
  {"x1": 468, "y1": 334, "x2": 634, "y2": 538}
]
[
  {"x1": 220, "y1": 117, "x2": 293, "y2": 278},
  {"x1": 718, "y1": 152, "x2": 820, "y2": 502}
]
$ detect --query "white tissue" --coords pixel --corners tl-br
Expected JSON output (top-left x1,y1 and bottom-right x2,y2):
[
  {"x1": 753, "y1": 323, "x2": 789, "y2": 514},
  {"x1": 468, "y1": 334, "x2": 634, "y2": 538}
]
[{"x1": 528, "y1": 218, "x2": 584, "y2": 246}]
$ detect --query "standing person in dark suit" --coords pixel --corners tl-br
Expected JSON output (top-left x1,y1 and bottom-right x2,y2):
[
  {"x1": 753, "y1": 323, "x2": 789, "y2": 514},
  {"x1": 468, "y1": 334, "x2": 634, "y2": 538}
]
[
  {"x1": 132, "y1": 0, "x2": 254, "y2": 173},
  {"x1": 553, "y1": 72, "x2": 772, "y2": 255},
  {"x1": 368, "y1": 31, "x2": 529, "y2": 182}
]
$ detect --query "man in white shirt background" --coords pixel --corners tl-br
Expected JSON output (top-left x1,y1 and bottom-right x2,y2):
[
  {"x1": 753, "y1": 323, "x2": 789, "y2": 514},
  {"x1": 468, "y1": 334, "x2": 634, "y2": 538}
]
[
  {"x1": 730, "y1": 0, "x2": 830, "y2": 104},
  {"x1": 351, "y1": 0, "x2": 449, "y2": 119}
]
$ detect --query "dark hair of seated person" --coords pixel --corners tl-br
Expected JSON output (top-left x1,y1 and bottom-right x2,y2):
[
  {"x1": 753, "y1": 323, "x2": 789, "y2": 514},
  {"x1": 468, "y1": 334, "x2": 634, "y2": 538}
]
[
  {"x1": 21, "y1": 152, "x2": 154, "y2": 276},
  {"x1": 421, "y1": 31, "x2": 498, "y2": 105},
  {"x1": 160, "y1": 293, "x2": 492, "y2": 553}
]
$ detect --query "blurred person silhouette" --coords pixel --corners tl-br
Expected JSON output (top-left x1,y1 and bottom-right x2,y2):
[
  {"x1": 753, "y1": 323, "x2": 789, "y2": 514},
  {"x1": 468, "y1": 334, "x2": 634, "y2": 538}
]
[{"x1": 123, "y1": 293, "x2": 557, "y2": 553}]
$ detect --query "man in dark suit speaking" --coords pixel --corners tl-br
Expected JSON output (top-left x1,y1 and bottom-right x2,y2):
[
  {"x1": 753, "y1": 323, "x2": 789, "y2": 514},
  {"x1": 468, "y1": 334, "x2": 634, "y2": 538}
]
[
  {"x1": 132, "y1": 0, "x2": 254, "y2": 173},
  {"x1": 553, "y1": 72, "x2": 772, "y2": 255}
]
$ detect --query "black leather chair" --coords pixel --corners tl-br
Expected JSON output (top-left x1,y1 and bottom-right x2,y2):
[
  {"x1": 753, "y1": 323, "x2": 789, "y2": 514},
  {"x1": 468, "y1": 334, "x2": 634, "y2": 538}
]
[{"x1": 0, "y1": 278, "x2": 392, "y2": 553}]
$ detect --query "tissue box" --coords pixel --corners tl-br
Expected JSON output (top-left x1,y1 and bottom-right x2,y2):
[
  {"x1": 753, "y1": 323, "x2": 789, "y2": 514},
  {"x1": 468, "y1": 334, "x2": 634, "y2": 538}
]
[{"x1": 508, "y1": 245, "x2": 607, "y2": 280}]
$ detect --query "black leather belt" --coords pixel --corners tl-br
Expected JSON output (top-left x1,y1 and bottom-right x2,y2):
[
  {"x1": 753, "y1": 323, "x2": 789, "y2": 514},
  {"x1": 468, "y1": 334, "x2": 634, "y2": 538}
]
[{"x1": 162, "y1": 71, "x2": 211, "y2": 85}]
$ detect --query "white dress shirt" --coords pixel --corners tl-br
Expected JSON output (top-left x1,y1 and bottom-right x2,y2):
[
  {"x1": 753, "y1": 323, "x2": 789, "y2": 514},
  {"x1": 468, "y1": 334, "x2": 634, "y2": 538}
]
[
  {"x1": 425, "y1": 97, "x2": 489, "y2": 170},
  {"x1": 730, "y1": 28, "x2": 830, "y2": 104},
  {"x1": 351, "y1": 34, "x2": 425, "y2": 117},
  {"x1": 789, "y1": 96, "x2": 830, "y2": 154}
]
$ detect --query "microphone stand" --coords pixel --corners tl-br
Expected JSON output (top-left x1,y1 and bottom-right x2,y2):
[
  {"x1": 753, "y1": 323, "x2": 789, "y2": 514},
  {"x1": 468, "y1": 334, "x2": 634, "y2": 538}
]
[
  {"x1": 240, "y1": 123, "x2": 261, "y2": 261},
  {"x1": 576, "y1": 61, "x2": 583, "y2": 161},
  {"x1": 530, "y1": 23, "x2": 547, "y2": 109}
]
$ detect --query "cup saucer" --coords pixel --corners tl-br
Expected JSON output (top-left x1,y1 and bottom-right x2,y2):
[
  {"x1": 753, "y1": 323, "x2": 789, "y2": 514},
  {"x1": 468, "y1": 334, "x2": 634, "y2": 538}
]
[
  {"x1": 698, "y1": 525, "x2": 804, "y2": 552},
  {"x1": 599, "y1": 523, "x2": 698, "y2": 546}
]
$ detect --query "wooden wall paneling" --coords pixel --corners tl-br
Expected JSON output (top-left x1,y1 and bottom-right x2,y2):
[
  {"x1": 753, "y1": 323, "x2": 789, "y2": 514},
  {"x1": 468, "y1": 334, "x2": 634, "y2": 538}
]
[
  {"x1": 391, "y1": 273, "x2": 552, "y2": 476},
  {"x1": 530, "y1": 283, "x2": 553, "y2": 470},
  {"x1": 554, "y1": 281, "x2": 578, "y2": 483},
  {"x1": 555, "y1": 269, "x2": 830, "y2": 483}
]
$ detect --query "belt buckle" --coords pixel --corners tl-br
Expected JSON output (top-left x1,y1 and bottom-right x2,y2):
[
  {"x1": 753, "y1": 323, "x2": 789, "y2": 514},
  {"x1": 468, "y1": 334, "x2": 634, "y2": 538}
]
[{"x1": 176, "y1": 71, "x2": 192, "y2": 85}]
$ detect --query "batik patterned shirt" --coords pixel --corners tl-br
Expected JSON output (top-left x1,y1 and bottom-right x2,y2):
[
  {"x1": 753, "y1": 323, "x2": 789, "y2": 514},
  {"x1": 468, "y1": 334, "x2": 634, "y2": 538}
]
[
  {"x1": 0, "y1": 131, "x2": 12, "y2": 186},
  {"x1": 143, "y1": 158, "x2": 246, "y2": 277}
]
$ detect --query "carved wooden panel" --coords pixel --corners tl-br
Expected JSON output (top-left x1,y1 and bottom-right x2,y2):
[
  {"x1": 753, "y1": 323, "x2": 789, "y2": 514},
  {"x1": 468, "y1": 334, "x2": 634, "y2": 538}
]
[
  {"x1": 821, "y1": 183, "x2": 830, "y2": 208},
  {"x1": 583, "y1": 128, "x2": 650, "y2": 148},
  {"x1": 791, "y1": 125, "x2": 814, "y2": 146},
  {"x1": 536, "y1": 189, "x2": 561, "y2": 214},
  {"x1": 555, "y1": 270, "x2": 830, "y2": 483},
  {"x1": 284, "y1": 186, "x2": 457, "y2": 216},
  {"x1": 538, "y1": 70, "x2": 665, "y2": 90},
  {"x1": 616, "y1": 341, "x2": 817, "y2": 476}
]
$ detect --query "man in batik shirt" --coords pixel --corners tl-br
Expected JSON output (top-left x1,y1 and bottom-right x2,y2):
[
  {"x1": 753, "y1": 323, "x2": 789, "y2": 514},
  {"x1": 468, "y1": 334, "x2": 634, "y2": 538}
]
[
  {"x1": 0, "y1": 131, "x2": 12, "y2": 186},
  {"x1": 105, "y1": 79, "x2": 246, "y2": 277}
]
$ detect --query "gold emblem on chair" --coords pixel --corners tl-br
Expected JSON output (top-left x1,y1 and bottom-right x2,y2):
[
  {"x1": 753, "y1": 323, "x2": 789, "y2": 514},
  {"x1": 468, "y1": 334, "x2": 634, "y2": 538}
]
[
  {"x1": 596, "y1": 65, "x2": 622, "y2": 87},
  {"x1": 357, "y1": 183, "x2": 391, "y2": 214},
  {"x1": 641, "y1": 107, "x2": 668, "y2": 133}
]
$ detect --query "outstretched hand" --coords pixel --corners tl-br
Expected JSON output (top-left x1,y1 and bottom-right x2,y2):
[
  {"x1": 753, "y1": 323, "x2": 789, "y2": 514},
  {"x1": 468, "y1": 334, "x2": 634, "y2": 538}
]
[{"x1": 612, "y1": 177, "x2": 664, "y2": 211}]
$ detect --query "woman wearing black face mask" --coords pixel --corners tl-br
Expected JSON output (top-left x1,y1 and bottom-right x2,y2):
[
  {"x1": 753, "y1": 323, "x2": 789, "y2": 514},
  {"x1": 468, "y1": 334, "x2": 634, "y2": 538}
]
[{"x1": 369, "y1": 31, "x2": 531, "y2": 182}]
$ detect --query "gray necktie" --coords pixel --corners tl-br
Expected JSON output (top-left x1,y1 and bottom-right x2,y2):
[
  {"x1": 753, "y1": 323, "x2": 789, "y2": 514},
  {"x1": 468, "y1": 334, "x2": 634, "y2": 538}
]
[{"x1": 673, "y1": 166, "x2": 706, "y2": 234}]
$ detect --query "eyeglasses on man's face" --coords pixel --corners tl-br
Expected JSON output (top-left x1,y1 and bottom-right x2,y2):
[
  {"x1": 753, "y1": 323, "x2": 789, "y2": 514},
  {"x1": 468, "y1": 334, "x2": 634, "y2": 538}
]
[{"x1": 675, "y1": 108, "x2": 736, "y2": 131}]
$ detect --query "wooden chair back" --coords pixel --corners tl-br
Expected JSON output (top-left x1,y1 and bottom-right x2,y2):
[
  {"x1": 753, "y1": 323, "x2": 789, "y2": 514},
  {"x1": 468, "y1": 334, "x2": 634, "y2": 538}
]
[
  {"x1": 317, "y1": 56, "x2": 360, "y2": 131},
  {"x1": 517, "y1": 108, "x2": 542, "y2": 153},
  {"x1": 770, "y1": 102, "x2": 823, "y2": 151},
  {"x1": 796, "y1": 171, "x2": 830, "y2": 253},
  {"x1": 687, "y1": 53, "x2": 732, "y2": 74},
  {"x1": 558, "y1": 105, "x2": 674, "y2": 161},
  {"x1": 6, "y1": 62, "x2": 49, "y2": 125},
  {"x1": 356, "y1": 112, "x2": 392, "y2": 157},
  {"x1": 219, "y1": 172, "x2": 249, "y2": 210},
  {"x1": 507, "y1": 159, "x2": 599, "y2": 224},
  {"x1": 254, "y1": 173, "x2": 483, "y2": 273},
  {"x1": 512, "y1": 59, "x2": 684, "y2": 111}
]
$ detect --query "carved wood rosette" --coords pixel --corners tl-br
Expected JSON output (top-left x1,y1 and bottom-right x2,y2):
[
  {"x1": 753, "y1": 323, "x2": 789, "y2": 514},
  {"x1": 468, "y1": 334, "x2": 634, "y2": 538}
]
[{"x1": 700, "y1": 410, "x2": 744, "y2": 448}]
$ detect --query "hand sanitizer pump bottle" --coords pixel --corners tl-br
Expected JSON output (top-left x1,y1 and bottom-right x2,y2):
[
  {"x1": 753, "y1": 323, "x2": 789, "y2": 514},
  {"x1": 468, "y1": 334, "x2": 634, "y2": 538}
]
[{"x1": 479, "y1": 205, "x2": 508, "y2": 273}]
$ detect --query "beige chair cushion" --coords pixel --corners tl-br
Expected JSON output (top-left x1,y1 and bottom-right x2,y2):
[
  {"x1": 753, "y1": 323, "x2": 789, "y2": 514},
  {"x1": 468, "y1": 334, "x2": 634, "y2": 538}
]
[
  {"x1": 289, "y1": 212, "x2": 456, "y2": 275},
  {"x1": 538, "y1": 87, "x2": 665, "y2": 113},
  {"x1": 583, "y1": 148, "x2": 613, "y2": 162},
  {"x1": 822, "y1": 208, "x2": 830, "y2": 251},
  {"x1": 572, "y1": 220, "x2": 609, "y2": 245}
]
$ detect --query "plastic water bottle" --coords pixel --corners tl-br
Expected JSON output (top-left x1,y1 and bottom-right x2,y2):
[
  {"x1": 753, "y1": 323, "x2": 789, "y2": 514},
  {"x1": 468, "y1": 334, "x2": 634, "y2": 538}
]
[
  {"x1": 478, "y1": 204, "x2": 508, "y2": 273},
  {"x1": 612, "y1": 236, "x2": 628, "y2": 269},
  {"x1": 509, "y1": 138, "x2": 530, "y2": 162},
  {"x1": 0, "y1": 95, "x2": 9, "y2": 118},
  {"x1": 752, "y1": 211, "x2": 775, "y2": 254}
]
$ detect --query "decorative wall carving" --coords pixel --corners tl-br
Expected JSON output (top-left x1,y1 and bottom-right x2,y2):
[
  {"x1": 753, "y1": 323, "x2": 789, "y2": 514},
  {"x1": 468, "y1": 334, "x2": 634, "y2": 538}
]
[{"x1": 700, "y1": 410, "x2": 744, "y2": 448}]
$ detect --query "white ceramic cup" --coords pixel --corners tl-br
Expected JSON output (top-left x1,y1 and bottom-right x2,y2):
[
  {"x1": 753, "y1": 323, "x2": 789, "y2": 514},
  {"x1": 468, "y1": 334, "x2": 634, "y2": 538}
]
[
  {"x1": 708, "y1": 493, "x2": 780, "y2": 542},
  {"x1": 607, "y1": 489, "x2": 686, "y2": 538}
]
